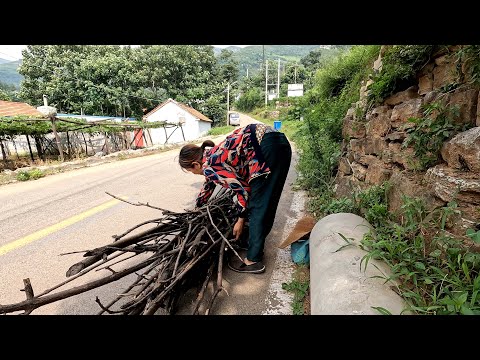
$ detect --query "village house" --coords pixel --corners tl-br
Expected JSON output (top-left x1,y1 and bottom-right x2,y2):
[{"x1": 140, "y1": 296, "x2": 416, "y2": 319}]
[
  {"x1": 143, "y1": 98, "x2": 212, "y2": 145},
  {"x1": 0, "y1": 100, "x2": 44, "y2": 156}
]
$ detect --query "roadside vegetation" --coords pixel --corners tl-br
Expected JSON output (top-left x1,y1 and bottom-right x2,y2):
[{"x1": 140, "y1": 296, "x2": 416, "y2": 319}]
[
  {"x1": 236, "y1": 45, "x2": 480, "y2": 315},
  {"x1": 207, "y1": 125, "x2": 233, "y2": 136},
  {"x1": 282, "y1": 264, "x2": 310, "y2": 315},
  {"x1": 16, "y1": 168, "x2": 44, "y2": 181}
]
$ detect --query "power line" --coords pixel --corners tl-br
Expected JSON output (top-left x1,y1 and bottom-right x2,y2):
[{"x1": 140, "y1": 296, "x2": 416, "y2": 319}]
[{"x1": 0, "y1": 50, "x2": 21, "y2": 62}]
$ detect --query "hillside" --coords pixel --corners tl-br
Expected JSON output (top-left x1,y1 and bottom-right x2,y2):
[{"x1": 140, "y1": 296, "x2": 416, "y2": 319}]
[
  {"x1": 214, "y1": 45, "x2": 345, "y2": 76},
  {"x1": 213, "y1": 46, "x2": 243, "y2": 56},
  {"x1": 0, "y1": 59, "x2": 23, "y2": 88}
]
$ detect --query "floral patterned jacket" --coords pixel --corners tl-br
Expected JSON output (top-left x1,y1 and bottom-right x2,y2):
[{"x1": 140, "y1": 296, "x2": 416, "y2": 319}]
[{"x1": 196, "y1": 123, "x2": 274, "y2": 216}]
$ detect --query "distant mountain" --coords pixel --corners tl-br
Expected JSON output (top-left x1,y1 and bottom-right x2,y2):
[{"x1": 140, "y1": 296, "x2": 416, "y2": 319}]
[
  {"x1": 213, "y1": 46, "x2": 244, "y2": 56},
  {"x1": 0, "y1": 58, "x2": 11, "y2": 64},
  {"x1": 0, "y1": 59, "x2": 23, "y2": 88},
  {"x1": 214, "y1": 45, "x2": 340, "y2": 76}
]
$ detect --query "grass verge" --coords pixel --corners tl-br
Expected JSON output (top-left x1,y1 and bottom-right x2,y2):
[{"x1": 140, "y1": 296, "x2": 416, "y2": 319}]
[{"x1": 282, "y1": 264, "x2": 311, "y2": 315}]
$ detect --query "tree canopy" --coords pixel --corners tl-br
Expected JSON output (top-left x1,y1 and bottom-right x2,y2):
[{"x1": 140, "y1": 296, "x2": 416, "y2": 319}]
[{"x1": 18, "y1": 45, "x2": 230, "y2": 124}]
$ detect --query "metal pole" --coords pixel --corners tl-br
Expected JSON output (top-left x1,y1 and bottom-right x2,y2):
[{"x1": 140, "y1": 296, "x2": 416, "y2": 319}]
[
  {"x1": 277, "y1": 58, "x2": 280, "y2": 99},
  {"x1": 265, "y1": 60, "x2": 268, "y2": 107},
  {"x1": 226, "y1": 82, "x2": 230, "y2": 123},
  {"x1": 262, "y1": 45, "x2": 265, "y2": 71}
]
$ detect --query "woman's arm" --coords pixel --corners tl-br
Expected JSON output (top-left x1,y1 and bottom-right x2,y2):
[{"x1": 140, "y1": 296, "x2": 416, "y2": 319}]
[
  {"x1": 195, "y1": 179, "x2": 216, "y2": 208},
  {"x1": 201, "y1": 165, "x2": 251, "y2": 214}
]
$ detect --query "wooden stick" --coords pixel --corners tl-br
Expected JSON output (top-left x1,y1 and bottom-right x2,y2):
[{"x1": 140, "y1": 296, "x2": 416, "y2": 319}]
[
  {"x1": 0, "y1": 255, "x2": 158, "y2": 314},
  {"x1": 142, "y1": 237, "x2": 222, "y2": 315},
  {"x1": 106, "y1": 192, "x2": 173, "y2": 213},
  {"x1": 205, "y1": 238, "x2": 226, "y2": 315},
  {"x1": 191, "y1": 262, "x2": 215, "y2": 315}
]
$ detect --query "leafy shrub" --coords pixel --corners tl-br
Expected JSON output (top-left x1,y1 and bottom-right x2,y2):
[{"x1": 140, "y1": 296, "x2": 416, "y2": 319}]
[
  {"x1": 29, "y1": 168, "x2": 45, "y2": 180},
  {"x1": 235, "y1": 88, "x2": 264, "y2": 112},
  {"x1": 319, "y1": 196, "x2": 357, "y2": 215},
  {"x1": 402, "y1": 102, "x2": 466, "y2": 170},
  {"x1": 312, "y1": 45, "x2": 381, "y2": 100},
  {"x1": 455, "y1": 45, "x2": 480, "y2": 86},
  {"x1": 360, "y1": 199, "x2": 480, "y2": 314},
  {"x1": 16, "y1": 171, "x2": 30, "y2": 181},
  {"x1": 16, "y1": 168, "x2": 44, "y2": 181},
  {"x1": 277, "y1": 96, "x2": 307, "y2": 122},
  {"x1": 368, "y1": 45, "x2": 437, "y2": 104},
  {"x1": 295, "y1": 46, "x2": 380, "y2": 199}
]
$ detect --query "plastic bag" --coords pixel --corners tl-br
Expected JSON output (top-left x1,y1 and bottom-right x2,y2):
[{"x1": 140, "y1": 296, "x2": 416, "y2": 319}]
[{"x1": 290, "y1": 239, "x2": 310, "y2": 265}]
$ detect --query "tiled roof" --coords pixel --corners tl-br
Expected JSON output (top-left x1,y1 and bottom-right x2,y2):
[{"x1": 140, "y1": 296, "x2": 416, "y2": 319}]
[
  {"x1": 143, "y1": 98, "x2": 213, "y2": 122},
  {"x1": 0, "y1": 100, "x2": 43, "y2": 117}
]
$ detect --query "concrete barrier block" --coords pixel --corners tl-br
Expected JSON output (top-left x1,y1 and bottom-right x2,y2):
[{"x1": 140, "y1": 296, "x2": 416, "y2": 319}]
[{"x1": 310, "y1": 213, "x2": 408, "y2": 315}]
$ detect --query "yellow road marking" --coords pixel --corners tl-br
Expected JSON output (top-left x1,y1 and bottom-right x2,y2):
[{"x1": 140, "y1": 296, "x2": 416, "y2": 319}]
[{"x1": 0, "y1": 197, "x2": 126, "y2": 256}]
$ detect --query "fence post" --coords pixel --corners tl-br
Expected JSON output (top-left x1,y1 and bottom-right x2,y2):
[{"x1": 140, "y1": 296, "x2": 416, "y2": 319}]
[{"x1": 50, "y1": 115, "x2": 64, "y2": 162}]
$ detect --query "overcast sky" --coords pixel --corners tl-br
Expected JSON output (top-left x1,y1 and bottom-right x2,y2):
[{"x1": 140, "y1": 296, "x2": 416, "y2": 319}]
[
  {"x1": 0, "y1": 45, "x2": 253, "y2": 61},
  {"x1": 0, "y1": 45, "x2": 26, "y2": 61}
]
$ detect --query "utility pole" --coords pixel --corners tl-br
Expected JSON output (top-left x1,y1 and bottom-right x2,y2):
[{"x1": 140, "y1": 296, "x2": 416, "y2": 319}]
[
  {"x1": 277, "y1": 58, "x2": 280, "y2": 99},
  {"x1": 226, "y1": 81, "x2": 237, "y2": 123},
  {"x1": 263, "y1": 45, "x2": 266, "y2": 107},
  {"x1": 226, "y1": 82, "x2": 230, "y2": 123},
  {"x1": 262, "y1": 45, "x2": 265, "y2": 70},
  {"x1": 265, "y1": 60, "x2": 268, "y2": 107}
]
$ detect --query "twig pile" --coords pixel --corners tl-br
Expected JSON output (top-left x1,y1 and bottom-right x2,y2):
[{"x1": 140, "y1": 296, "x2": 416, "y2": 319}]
[{"x1": 0, "y1": 188, "x2": 243, "y2": 315}]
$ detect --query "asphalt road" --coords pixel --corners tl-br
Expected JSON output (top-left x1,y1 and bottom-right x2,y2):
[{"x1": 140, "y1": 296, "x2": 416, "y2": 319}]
[{"x1": 0, "y1": 113, "x2": 299, "y2": 315}]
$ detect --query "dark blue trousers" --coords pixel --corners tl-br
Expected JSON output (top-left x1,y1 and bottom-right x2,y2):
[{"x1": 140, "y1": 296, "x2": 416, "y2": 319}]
[{"x1": 247, "y1": 132, "x2": 292, "y2": 262}]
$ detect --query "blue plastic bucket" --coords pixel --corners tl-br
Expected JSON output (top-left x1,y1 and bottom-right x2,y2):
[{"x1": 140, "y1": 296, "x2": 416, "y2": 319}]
[{"x1": 273, "y1": 120, "x2": 282, "y2": 130}]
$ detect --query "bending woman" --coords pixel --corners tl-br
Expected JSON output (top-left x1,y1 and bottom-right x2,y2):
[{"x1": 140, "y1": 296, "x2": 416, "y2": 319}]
[{"x1": 178, "y1": 123, "x2": 292, "y2": 274}]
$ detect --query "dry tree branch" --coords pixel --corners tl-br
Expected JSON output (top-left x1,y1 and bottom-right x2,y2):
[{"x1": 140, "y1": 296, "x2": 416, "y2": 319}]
[
  {"x1": 0, "y1": 188, "x2": 243, "y2": 315},
  {"x1": 106, "y1": 191, "x2": 174, "y2": 213}
]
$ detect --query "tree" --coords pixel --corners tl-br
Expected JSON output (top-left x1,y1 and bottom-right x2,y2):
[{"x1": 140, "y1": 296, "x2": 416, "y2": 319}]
[
  {"x1": 18, "y1": 45, "x2": 227, "y2": 123},
  {"x1": 217, "y1": 49, "x2": 239, "y2": 84},
  {"x1": 300, "y1": 48, "x2": 323, "y2": 73},
  {"x1": 0, "y1": 88, "x2": 10, "y2": 101}
]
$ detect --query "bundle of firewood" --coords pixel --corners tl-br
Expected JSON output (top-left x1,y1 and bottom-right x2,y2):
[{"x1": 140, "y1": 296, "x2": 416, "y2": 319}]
[{"x1": 0, "y1": 188, "x2": 243, "y2": 315}]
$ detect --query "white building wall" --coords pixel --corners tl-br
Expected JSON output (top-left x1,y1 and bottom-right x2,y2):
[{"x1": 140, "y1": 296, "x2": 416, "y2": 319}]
[
  {"x1": 198, "y1": 121, "x2": 211, "y2": 137},
  {"x1": 145, "y1": 102, "x2": 211, "y2": 145},
  {"x1": 287, "y1": 83, "x2": 304, "y2": 97},
  {"x1": 5, "y1": 135, "x2": 32, "y2": 155},
  {"x1": 3, "y1": 132, "x2": 128, "y2": 158}
]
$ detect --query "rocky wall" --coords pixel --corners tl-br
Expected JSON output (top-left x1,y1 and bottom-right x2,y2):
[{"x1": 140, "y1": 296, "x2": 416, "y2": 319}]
[{"x1": 335, "y1": 45, "x2": 480, "y2": 237}]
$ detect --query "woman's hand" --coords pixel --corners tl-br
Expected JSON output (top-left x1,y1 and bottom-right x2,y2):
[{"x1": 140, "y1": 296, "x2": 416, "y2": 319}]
[{"x1": 233, "y1": 218, "x2": 245, "y2": 241}]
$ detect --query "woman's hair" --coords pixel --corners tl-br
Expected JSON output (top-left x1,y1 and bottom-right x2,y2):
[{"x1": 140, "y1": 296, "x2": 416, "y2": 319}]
[{"x1": 178, "y1": 140, "x2": 215, "y2": 169}]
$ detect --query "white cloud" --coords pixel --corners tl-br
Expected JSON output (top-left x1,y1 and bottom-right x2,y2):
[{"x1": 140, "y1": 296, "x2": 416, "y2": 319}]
[
  {"x1": 0, "y1": 45, "x2": 27, "y2": 61},
  {"x1": 0, "y1": 45, "x2": 255, "y2": 61}
]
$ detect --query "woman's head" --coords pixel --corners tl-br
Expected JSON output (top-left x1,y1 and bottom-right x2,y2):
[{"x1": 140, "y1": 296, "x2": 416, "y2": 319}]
[{"x1": 179, "y1": 140, "x2": 215, "y2": 175}]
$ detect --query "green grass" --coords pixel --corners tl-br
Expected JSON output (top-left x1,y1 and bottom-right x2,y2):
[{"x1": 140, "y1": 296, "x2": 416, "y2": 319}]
[
  {"x1": 319, "y1": 181, "x2": 480, "y2": 315},
  {"x1": 282, "y1": 264, "x2": 310, "y2": 315},
  {"x1": 356, "y1": 192, "x2": 480, "y2": 315},
  {"x1": 207, "y1": 126, "x2": 234, "y2": 136},
  {"x1": 16, "y1": 168, "x2": 45, "y2": 181}
]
